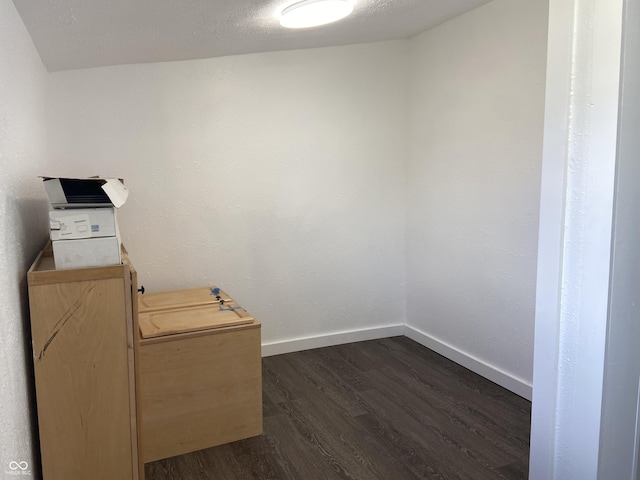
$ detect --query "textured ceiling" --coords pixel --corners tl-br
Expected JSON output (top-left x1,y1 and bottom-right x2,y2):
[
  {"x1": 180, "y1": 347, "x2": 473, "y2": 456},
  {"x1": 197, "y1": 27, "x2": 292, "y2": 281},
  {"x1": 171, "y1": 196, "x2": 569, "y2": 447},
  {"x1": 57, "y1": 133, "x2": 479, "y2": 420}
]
[{"x1": 13, "y1": 0, "x2": 493, "y2": 72}]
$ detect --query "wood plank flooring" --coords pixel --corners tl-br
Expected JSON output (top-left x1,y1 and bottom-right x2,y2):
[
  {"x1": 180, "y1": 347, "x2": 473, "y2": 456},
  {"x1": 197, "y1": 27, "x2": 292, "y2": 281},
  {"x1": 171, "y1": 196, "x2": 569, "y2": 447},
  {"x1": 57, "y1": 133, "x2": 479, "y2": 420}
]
[{"x1": 145, "y1": 336, "x2": 531, "y2": 480}]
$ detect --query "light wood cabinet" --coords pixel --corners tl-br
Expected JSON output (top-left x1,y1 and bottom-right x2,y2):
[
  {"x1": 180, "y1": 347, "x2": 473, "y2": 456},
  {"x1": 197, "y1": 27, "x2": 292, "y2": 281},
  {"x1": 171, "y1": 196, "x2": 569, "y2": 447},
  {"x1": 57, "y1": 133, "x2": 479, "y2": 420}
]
[
  {"x1": 27, "y1": 245, "x2": 143, "y2": 480},
  {"x1": 137, "y1": 287, "x2": 263, "y2": 462},
  {"x1": 28, "y1": 246, "x2": 263, "y2": 474}
]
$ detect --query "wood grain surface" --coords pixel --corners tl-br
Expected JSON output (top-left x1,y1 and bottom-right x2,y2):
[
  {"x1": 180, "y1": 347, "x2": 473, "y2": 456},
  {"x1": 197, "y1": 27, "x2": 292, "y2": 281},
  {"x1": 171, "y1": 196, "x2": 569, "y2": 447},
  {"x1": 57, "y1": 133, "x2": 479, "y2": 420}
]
[
  {"x1": 29, "y1": 276, "x2": 137, "y2": 480},
  {"x1": 138, "y1": 287, "x2": 231, "y2": 312},
  {"x1": 138, "y1": 304, "x2": 254, "y2": 338},
  {"x1": 140, "y1": 324, "x2": 263, "y2": 462},
  {"x1": 145, "y1": 336, "x2": 530, "y2": 480}
]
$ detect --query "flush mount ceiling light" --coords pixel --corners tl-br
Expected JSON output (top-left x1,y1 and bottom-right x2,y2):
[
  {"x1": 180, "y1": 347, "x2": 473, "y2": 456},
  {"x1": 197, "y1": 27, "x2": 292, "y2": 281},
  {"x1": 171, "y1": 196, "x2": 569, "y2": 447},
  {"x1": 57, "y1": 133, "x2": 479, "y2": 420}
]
[{"x1": 278, "y1": 0, "x2": 354, "y2": 29}]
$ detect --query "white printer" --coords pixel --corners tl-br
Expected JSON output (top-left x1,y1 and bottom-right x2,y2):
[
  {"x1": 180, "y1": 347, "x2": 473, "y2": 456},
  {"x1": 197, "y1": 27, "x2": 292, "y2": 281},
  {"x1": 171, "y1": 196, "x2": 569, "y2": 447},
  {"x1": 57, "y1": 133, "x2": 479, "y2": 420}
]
[{"x1": 42, "y1": 177, "x2": 129, "y2": 269}]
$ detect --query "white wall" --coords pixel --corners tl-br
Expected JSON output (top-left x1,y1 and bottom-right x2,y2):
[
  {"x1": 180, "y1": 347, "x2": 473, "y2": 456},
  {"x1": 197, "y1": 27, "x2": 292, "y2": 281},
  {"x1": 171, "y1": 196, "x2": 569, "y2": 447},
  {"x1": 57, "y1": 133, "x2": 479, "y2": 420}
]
[
  {"x1": 529, "y1": 0, "x2": 625, "y2": 477},
  {"x1": 599, "y1": 0, "x2": 640, "y2": 469},
  {"x1": 46, "y1": 41, "x2": 409, "y2": 349},
  {"x1": 598, "y1": 0, "x2": 640, "y2": 476},
  {"x1": 405, "y1": 0, "x2": 548, "y2": 398},
  {"x1": 0, "y1": 0, "x2": 51, "y2": 476}
]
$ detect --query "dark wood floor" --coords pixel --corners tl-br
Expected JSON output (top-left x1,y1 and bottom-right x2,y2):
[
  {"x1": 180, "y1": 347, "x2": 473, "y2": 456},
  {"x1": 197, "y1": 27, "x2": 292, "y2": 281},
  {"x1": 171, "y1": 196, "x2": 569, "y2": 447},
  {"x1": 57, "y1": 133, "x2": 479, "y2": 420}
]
[{"x1": 145, "y1": 336, "x2": 531, "y2": 480}]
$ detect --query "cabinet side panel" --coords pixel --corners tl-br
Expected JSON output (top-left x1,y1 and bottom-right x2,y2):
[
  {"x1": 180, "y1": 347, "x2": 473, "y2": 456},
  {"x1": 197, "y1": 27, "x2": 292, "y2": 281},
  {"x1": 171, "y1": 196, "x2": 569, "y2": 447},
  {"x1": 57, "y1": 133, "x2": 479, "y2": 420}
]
[
  {"x1": 126, "y1": 260, "x2": 145, "y2": 480},
  {"x1": 29, "y1": 278, "x2": 134, "y2": 480}
]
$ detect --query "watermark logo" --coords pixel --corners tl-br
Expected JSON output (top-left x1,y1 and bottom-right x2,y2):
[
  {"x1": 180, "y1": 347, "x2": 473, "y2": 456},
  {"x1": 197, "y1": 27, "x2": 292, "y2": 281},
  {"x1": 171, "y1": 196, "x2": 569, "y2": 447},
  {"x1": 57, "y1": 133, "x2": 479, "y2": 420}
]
[{"x1": 5, "y1": 461, "x2": 31, "y2": 477}]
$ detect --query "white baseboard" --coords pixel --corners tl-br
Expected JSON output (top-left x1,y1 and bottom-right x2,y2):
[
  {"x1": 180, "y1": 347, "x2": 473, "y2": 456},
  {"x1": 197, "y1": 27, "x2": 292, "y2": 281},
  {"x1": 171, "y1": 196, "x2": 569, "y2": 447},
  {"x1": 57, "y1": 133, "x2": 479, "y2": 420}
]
[
  {"x1": 404, "y1": 325, "x2": 532, "y2": 400},
  {"x1": 260, "y1": 324, "x2": 532, "y2": 400},
  {"x1": 261, "y1": 324, "x2": 405, "y2": 357}
]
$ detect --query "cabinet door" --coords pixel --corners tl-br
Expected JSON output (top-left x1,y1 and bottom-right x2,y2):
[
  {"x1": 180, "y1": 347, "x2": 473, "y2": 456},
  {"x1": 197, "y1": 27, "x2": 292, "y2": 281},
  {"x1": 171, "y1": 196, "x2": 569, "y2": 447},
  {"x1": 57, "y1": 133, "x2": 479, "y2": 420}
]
[{"x1": 30, "y1": 277, "x2": 136, "y2": 480}]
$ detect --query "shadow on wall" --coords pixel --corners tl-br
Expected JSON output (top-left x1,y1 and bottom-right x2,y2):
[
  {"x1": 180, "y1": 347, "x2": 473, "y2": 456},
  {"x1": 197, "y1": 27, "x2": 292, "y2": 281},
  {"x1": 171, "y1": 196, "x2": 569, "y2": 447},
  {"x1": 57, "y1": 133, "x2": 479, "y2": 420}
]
[{"x1": 12, "y1": 195, "x2": 50, "y2": 480}]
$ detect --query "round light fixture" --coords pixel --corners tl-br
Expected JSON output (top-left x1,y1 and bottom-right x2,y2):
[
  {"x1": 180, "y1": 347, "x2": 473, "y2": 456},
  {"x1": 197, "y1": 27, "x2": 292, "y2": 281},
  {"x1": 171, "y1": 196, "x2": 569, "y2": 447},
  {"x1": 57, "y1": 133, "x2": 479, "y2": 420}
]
[{"x1": 278, "y1": 0, "x2": 354, "y2": 29}]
